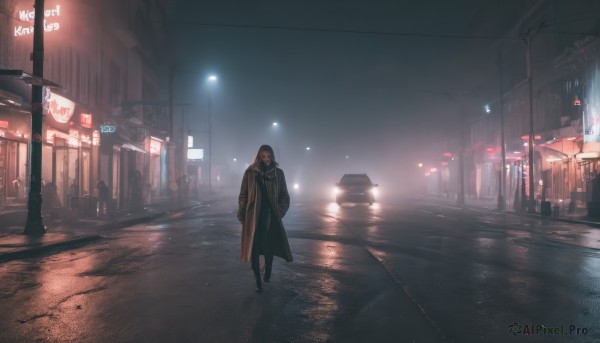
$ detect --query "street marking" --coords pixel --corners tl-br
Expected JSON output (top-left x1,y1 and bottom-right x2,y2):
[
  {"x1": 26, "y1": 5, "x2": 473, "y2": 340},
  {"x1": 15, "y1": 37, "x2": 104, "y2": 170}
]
[{"x1": 313, "y1": 207, "x2": 446, "y2": 341}]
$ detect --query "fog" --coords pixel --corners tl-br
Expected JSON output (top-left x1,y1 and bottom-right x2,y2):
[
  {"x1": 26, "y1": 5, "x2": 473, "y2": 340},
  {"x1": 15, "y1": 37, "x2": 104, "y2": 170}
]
[{"x1": 163, "y1": 0, "x2": 600, "y2": 203}]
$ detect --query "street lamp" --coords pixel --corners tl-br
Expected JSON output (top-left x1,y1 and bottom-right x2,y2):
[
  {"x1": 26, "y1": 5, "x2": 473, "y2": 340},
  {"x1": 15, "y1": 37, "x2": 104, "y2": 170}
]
[
  {"x1": 207, "y1": 74, "x2": 217, "y2": 195},
  {"x1": 272, "y1": 122, "x2": 278, "y2": 127},
  {"x1": 24, "y1": 0, "x2": 46, "y2": 235},
  {"x1": 306, "y1": 147, "x2": 311, "y2": 151}
]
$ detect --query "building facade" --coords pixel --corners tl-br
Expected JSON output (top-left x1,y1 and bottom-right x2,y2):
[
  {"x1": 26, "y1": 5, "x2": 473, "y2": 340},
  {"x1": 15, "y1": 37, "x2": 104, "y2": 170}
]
[
  {"x1": 462, "y1": 0, "x2": 600, "y2": 215},
  {"x1": 0, "y1": 0, "x2": 169, "y2": 212}
]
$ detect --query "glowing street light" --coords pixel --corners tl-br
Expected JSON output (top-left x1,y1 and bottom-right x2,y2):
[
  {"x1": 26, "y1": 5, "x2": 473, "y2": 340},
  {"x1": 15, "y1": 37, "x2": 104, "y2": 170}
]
[
  {"x1": 418, "y1": 163, "x2": 423, "y2": 168},
  {"x1": 272, "y1": 122, "x2": 278, "y2": 127},
  {"x1": 306, "y1": 147, "x2": 311, "y2": 151},
  {"x1": 207, "y1": 74, "x2": 218, "y2": 195}
]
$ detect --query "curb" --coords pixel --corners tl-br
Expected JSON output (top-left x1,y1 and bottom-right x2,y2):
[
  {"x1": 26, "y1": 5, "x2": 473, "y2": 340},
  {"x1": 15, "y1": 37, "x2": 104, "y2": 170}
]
[
  {"x1": 0, "y1": 235, "x2": 102, "y2": 263},
  {"x1": 0, "y1": 202, "x2": 209, "y2": 263},
  {"x1": 506, "y1": 210, "x2": 600, "y2": 228},
  {"x1": 415, "y1": 196, "x2": 600, "y2": 228}
]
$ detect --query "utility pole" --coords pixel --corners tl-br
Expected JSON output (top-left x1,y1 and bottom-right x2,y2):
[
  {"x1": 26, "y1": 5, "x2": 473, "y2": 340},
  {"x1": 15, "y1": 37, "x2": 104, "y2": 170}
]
[
  {"x1": 498, "y1": 52, "x2": 507, "y2": 211},
  {"x1": 208, "y1": 93, "x2": 212, "y2": 196},
  {"x1": 458, "y1": 119, "x2": 466, "y2": 208},
  {"x1": 24, "y1": 0, "x2": 46, "y2": 235},
  {"x1": 180, "y1": 107, "x2": 188, "y2": 175},
  {"x1": 524, "y1": 30, "x2": 536, "y2": 213},
  {"x1": 168, "y1": 66, "x2": 177, "y2": 198}
]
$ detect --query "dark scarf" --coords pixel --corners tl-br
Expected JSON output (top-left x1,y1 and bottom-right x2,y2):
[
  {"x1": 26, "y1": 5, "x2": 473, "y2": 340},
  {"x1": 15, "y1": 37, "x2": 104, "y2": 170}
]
[{"x1": 258, "y1": 162, "x2": 277, "y2": 181}]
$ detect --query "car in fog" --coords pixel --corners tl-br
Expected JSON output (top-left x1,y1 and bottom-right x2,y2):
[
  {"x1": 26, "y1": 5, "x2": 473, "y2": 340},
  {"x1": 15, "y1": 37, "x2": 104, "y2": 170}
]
[{"x1": 334, "y1": 173, "x2": 378, "y2": 205}]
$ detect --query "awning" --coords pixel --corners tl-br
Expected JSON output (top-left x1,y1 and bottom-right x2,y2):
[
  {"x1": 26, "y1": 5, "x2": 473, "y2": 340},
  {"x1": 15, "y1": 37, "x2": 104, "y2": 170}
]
[
  {"x1": 536, "y1": 145, "x2": 568, "y2": 161},
  {"x1": 577, "y1": 152, "x2": 600, "y2": 159},
  {"x1": 121, "y1": 143, "x2": 147, "y2": 154},
  {"x1": 0, "y1": 77, "x2": 30, "y2": 108},
  {"x1": 536, "y1": 146, "x2": 568, "y2": 171}
]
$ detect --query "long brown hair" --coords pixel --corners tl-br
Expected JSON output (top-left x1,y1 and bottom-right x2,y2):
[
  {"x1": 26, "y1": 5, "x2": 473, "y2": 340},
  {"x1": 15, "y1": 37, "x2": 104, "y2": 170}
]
[{"x1": 251, "y1": 145, "x2": 278, "y2": 169}]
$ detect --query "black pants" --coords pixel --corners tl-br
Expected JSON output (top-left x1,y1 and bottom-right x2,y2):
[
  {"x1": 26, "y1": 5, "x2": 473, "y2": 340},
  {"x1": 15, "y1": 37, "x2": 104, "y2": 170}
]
[
  {"x1": 251, "y1": 221, "x2": 274, "y2": 273},
  {"x1": 251, "y1": 249, "x2": 273, "y2": 274}
]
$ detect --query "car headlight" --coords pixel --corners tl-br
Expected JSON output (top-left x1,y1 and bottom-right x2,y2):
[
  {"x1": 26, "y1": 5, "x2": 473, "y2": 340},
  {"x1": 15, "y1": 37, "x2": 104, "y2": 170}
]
[
  {"x1": 370, "y1": 187, "x2": 379, "y2": 196},
  {"x1": 334, "y1": 186, "x2": 340, "y2": 195}
]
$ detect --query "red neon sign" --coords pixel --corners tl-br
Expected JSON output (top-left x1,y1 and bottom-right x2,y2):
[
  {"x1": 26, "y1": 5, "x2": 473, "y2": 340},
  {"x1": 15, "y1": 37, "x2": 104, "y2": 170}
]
[{"x1": 80, "y1": 113, "x2": 92, "y2": 128}]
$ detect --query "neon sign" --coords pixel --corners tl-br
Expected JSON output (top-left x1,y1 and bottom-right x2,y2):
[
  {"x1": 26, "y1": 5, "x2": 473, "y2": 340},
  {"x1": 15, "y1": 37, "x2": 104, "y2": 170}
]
[
  {"x1": 44, "y1": 89, "x2": 75, "y2": 123},
  {"x1": 80, "y1": 113, "x2": 92, "y2": 128},
  {"x1": 149, "y1": 137, "x2": 162, "y2": 155},
  {"x1": 100, "y1": 125, "x2": 117, "y2": 134},
  {"x1": 14, "y1": 4, "x2": 61, "y2": 37}
]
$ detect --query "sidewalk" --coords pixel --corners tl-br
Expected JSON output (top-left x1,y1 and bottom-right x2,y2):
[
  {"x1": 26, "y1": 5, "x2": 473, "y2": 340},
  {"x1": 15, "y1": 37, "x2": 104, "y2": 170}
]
[
  {"x1": 418, "y1": 194, "x2": 600, "y2": 228},
  {"x1": 0, "y1": 197, "x2": 207, "y2": 263}
]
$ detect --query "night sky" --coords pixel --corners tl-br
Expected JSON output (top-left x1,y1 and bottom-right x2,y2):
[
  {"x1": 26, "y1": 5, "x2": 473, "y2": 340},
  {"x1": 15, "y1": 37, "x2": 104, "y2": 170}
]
[{"x1": 165, "y1": 0, "x2": 524, "y2": 195}]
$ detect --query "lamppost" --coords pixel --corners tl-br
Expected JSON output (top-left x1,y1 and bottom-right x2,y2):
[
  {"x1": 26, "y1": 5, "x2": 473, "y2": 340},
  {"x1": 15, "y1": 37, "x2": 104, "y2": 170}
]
[
  {"x1": 521, "y1": 25, "x2": 544, "y2": 213},
  {"x1": 497, "y1": 52, "x2": 507, "y2": 212},
  {"x1": 207, "y1": 75, "x2": 217, "y2": 195},
  {"x1": 24, "y1": 0, "x2": 46, "y2": 235},
  {"x1": 271, "y1": 121, "x2": 281, "y2": 162}
]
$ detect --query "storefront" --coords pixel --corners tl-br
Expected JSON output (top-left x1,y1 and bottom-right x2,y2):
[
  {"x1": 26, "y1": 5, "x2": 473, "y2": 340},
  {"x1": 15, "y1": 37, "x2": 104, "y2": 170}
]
[
  {"x1": 146, "y1": 136, "x2": 164, "y2": 202},
  {"x1": 0, "y1": 109, "x2": 30, "y2": 206},
  {"x1": 42, "y1": 89, "x2": 99, "y2": 210},
  {"x1": 0, "y1": 77, "x2": 32, "y2": 207}
]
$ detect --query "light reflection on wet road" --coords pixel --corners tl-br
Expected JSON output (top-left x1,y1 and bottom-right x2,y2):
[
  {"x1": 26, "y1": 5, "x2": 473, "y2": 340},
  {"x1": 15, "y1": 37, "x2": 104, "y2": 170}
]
[
  {"x1": 319, "y1": 199, "x2": 600, "y2": 342},
  {"x1": 0, "y1": 197, "x2": 598, "y2": 342}
]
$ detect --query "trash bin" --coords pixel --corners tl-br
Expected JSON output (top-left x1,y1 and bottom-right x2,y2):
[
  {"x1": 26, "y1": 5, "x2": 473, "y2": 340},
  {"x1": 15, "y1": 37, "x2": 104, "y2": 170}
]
[{"x1": 541, "y1": 201, "x2": 552, "y2": 217}]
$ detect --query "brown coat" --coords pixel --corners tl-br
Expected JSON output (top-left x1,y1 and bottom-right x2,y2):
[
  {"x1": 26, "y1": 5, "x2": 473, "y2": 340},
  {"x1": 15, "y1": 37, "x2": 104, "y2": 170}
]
[{"x1": 237, "y1": 166, "x2": 293, "y2": 263}]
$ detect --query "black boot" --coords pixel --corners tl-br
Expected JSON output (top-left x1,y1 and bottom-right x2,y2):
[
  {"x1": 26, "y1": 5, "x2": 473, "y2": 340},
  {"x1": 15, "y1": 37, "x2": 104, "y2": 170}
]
[
  {"x1": 254, "y1": 271, "x2": 263, "y2": 292},
  {"x1": 264, "y1": 254, "x2": 274, "y2": 283},
  {"x1": 263, "y1": 266, "x2": 272, "y2": 283}
]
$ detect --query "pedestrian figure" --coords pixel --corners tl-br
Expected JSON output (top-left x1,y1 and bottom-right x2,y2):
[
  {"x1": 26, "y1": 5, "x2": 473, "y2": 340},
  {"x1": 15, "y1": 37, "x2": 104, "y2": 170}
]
[
  {"x1": 237, "y1": 145, "x2": 292, "y2": 292},
  {"x1": 96, "y1": 180, "x2": 109, "y2": 217}
]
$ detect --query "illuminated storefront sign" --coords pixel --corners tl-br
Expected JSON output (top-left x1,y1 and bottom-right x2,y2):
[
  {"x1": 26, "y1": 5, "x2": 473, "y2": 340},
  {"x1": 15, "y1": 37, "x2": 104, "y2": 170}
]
[
  {"x1": 44, "y1": 90, "x2": 75, "y2": 123},
  {"x1": 0, "y1": 121, "x2": 9, "y2": 129},
  {"x1": 100, "y1": 124, "x2": 117, "y2": 134},
  {"x1": 585, "y1": 66, "x2": 600, "y2": 143},
  {"x1": 14, "y1": 4, "x2": 62, "y2": 37},
  {"x1": 80, "y1": 113, "x2": 92, "y2": 128},
  {"x1": 149, "y1": 137, "x2": 162, "y2": 155},
  {"x1": 187, "y1": 149, "x2": 204, "y2": 160}
]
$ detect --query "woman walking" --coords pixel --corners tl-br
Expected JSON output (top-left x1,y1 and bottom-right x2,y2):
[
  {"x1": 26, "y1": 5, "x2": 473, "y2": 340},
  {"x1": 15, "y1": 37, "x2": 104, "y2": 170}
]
[{"x1": 238, "y1": 145, "x2": 292, "y2": 292}]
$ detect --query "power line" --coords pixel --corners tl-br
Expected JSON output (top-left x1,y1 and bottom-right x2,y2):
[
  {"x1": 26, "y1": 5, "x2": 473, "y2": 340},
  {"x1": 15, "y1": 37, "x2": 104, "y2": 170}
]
[{"x1": 166, "y1": 21, "x2": 522, "y2": 41}]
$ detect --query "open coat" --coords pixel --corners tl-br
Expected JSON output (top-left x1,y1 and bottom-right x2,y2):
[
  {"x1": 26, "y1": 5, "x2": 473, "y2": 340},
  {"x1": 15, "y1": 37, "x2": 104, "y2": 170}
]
[{"x1": 238, "y1": 166, "x2": 293, "y2": 263}]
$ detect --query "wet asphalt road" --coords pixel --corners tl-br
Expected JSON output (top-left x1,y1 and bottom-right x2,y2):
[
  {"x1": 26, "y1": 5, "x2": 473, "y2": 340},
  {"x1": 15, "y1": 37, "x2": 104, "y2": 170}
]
[{"x1": 0, "y1": 197, "x2": 599, "y2": 343}]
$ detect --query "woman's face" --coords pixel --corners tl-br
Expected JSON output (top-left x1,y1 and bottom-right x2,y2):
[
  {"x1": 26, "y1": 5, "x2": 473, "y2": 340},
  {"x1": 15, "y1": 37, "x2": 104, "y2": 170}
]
[{"x1": 260, "y1": 150, "x2": 272, "y2": 165}]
